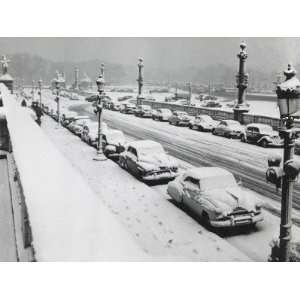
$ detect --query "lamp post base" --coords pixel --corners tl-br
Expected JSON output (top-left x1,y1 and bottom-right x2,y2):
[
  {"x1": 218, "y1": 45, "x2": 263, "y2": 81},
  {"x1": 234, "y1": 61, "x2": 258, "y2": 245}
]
[
  {"x1": 93, "y1": 151, "x2": 107, "y2": 161},
  {"x1": 233, "y1": 104, "x2": 249, "y2": 123}
]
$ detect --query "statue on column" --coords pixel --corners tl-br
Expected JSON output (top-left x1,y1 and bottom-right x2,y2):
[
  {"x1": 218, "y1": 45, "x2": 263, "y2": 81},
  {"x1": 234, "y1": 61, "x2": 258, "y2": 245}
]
[{"x1": 0, "y1": 55, "x2": 10, "y2": 75}]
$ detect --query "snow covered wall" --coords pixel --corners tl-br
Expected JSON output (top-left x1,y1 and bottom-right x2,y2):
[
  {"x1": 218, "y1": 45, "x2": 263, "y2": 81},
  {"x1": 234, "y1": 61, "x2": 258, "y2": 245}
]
[{"x1": 1, "y1": 84, "x2": 148, "y2": 261}]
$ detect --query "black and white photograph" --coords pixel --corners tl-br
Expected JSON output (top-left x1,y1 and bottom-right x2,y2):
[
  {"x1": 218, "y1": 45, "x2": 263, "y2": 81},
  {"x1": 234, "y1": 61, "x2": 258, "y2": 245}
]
[{"x1": 0, "y1": 0, "x2": 299, "y2": 299}]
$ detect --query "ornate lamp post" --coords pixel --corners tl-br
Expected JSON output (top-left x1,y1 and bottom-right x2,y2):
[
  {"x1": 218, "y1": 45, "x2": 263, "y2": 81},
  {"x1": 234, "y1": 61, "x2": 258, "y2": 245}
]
[
  {"x1": 233, "y1": 41, "x2": 250, "y2": 123},
  {"x1": 187, "y1": 82, "x2": 192, "y2": 105},
  {"x1": 269, "y1": 64, "x2": 300, "y2": 261},
  {"x1": 93, "y1": 65, "x2": 107, "y2": 161},
  {"x1": 38, "y1": 79, "x2": 43, "y2": 107},
  {"x1": 54, "y1": 77, "x2": 65, "y2": 127},
  {"x1": 31, "y1": 80, "x2": 35, "y2": 102},
  {"x1": 137, "y1": 58, "x2": 144, "y2": 106}
]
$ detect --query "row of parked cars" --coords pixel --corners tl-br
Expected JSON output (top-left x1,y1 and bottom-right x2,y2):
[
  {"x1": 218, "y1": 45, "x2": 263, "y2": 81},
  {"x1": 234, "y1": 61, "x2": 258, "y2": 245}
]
[
  {"x1": 82, "y1": 99, "x2": 265, "y2": 229},
  {"x1": 103, "y1": 98, "x2": 285, "y2": 148}
]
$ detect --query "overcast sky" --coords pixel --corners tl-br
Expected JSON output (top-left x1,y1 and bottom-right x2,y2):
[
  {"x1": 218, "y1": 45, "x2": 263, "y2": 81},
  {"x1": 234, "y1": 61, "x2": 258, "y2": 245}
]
[{"x1": 0, "y1": 37, "x2": 299, "y2": 72}]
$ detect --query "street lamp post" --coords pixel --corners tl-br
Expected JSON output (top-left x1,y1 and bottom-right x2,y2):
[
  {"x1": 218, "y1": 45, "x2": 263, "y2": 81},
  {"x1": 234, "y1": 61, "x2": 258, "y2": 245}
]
[
  {"x1": 188, "y1": 82, "x2": 192, "y2": 105},
  {"x1": 38, "y1": 79, "x2": 42, "y2": 108},
  {"x1": 269, "y1": 64, "x2": 300, "y2": 261},
  {"x1": 137, "y1": 58, "x2": 144, "y2": 106},
  {"x1": 31, "y1": 80, "x2": 35, "y2": 102},
  {"x1": 233, "y1": 41, "x2": 250, "y2": 123},
  {"x1": 54, "y1": 77, "x2": 65, "y2": 128},
  {"x1": 93, "y1": 65, "x2": 107, "y2": 161}
]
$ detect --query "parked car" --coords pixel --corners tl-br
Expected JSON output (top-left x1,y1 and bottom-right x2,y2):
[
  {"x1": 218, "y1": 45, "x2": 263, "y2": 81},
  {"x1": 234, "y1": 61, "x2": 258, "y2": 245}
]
[
  {"x1": 118, "y1": 140, "x2": 179, "y2": 182},
  {"x1": 110, "y1": 102, "x2": 122, "y2": 111},
  {"x1": 42, "y1": 105, "x2": 50, "y2": 115},
  {"x1": 68, "y1": 117, "x2": 91, "y2": 136},
  {"x1": 240, "y1": 123, "x2": 283, "y2": 147},
  {"x1": 167, "y1": 167, "x2": 263, "y2": 228},
  {"x1": 189, "y1": 115, "x2": 219, "y2": 131},
  {"x1": 61, "y1": 111, "x2": 78, "y2": 127},
  {"x1": 152, "y1": 108, "x2": 172, "y2": 121},
  {"x1": 102, "y1": 130, "x2": 126, "y2": 160},
  {"x1": 295, "y1": 138, "x2": 300, "y2": 155},
  {"x1": 81, "y1": 122, "x2": 108, "y2": 146},
  {"x1": 85, "y1": 95, "x2": 98, "y2": 102},
  {"x1": 168, "y1": 111, "x2": 191, "y2": 126},
  {"x1": 134, "y1": 105, "x2": 152, "y2": 117},
  {"x1": 202, "y1": 101, "x2": 222, "y2": 108},
  {"x1": 212, "y1": 120, "x2": 244, "y2": 138},
  {"x1": 120, "y1": 103, "x2": 136, "y2": 114}
]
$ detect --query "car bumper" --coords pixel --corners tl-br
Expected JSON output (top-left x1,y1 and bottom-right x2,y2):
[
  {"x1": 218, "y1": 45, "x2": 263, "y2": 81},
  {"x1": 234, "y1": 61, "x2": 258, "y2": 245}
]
[
  {"x1": 210, "y1": 213, "x2": 264, "y2": 228},
  {"x1": 142, "y1": 170, "x2": 179, "y2": 181},
  {"x1": 178, "y1": 120, "x2": 190, "y2": 126}
]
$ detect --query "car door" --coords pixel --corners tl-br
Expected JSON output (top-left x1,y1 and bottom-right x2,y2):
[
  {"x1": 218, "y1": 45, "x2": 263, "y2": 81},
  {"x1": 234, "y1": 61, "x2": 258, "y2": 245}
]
[
  {"x1": 252, "y1": 127, "x2": 260, "y2": 143},
  {"x1": 182, "y1": 176, "x2": 202, "y2": 215},
  {"x1": 126, "y1": 147, "x2": 138, "y2": 174},
  {"x1": 216, "y1": 121, "x2": 226, "y2": 135},
  {"x1": 246, "y1": 126, "x2": 254, "y2": 141}
]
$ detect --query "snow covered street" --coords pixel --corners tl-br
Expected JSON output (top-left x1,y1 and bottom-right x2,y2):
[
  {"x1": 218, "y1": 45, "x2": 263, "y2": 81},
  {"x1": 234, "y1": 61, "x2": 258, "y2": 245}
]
[{"x1": 41, "y1": 114, "x2": 249, "y2": 261}]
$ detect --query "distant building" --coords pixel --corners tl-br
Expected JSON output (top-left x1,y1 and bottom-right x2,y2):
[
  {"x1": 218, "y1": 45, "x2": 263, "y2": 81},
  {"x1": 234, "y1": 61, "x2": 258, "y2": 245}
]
[{"x1": 51, "y1": 71, "x2": 66, "y2": 89}]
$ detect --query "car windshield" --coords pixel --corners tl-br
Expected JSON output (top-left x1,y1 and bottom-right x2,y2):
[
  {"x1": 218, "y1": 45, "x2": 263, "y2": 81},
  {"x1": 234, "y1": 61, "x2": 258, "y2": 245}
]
[
  {"x1": 106, "y1": 131, "x2": 125, "y2": 144},
  {"x1": 200, "y1": 115, "x2": 213, "y2": 122},
  {"x1": 200, "y1": 174, "x2": 237, "y2": 191},
  {"x1": 226, "y1": 120, "x2": 240, "y2": 126},
  {"x1": 138, "y1": 145, "x2": 165, "y2": 160}
]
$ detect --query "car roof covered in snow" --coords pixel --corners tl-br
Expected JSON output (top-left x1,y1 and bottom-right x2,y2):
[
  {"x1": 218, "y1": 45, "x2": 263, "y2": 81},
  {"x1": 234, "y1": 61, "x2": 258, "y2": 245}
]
[
  {"x1": 184, "y1": 167, "x2": 233, "y2": 180},
  {"x1": 246, "y1": 123, "x2": 272, "y2": 129},
  {"x1": 128, "y1": 140, "x2": 163, "y2": 150}
]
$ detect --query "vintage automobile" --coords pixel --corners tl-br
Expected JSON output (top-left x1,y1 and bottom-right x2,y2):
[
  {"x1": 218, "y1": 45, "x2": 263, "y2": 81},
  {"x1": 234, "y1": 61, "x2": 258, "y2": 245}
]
[
  {"x1": 189, "y1": 114, "x2": 219, "y2": 131},
  {"x1": 212, "y1": 120, "x2": 244, "y2": 138},
  {"x1": 240, "y1": 123, "x2": 283, "y2": 148},
  {"x1": 118, "y1": 95, "x2": 134, "y2": 102},
  {"x1": 168, "y1": 111, "x2": 191, "y2": 126},
  {"x1": 120, "y1": 103, "x2": 136, "y2": 114},
  {"x1": 85, "y1": 94, "x2": 98, "y2": 102},
  {"x1": 202, "y1": 101, "x2": 222, "y2": 108},
  {"x1": 134, "y1": 105, "x2": 152, "y2": 118},
  {"x1": 167, "y1": 167, "x2": 264, "y2": 228},
  {"x1": 152, "y1": 108, "x2": 173, "y2": 121},
  {"x1": 102, "y1": 130, "x2": 126, "y2": 160},
  {"x1": 110, "y1": 101, "x2": 122, "y2": 111},
  {"x1": 118, "y1": 140, "x2": 179, "y2": 182},
  {"x1": 81, "y1": 122, "x2": 108, "y2": 146},
  {"x1": 61, "y1": 111, "x2": 78, "y2": 127},
  {"x1": 68, "y1": 117, "x2": 91, "y2": 136}
]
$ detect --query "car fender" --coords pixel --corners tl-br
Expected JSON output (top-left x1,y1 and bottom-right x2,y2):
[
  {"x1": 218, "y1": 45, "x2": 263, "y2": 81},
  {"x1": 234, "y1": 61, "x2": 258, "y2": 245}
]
[
  {"x1": 257, "y1": 136, "x2": 270, "y2": 144},
  {"x1": 167, "y1": 180, "x2": 183, "y2": 203}
]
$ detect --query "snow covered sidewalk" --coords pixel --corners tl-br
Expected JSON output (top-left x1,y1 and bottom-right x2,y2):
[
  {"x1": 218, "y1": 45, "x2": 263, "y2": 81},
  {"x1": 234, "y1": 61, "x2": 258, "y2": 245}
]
[{"x1": 41, "y1": 115, "x2": 249, "y2": 261}]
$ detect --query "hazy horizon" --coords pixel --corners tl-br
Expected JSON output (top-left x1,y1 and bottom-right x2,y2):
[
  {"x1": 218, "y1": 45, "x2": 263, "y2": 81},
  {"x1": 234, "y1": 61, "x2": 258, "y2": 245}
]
[{"x1": 0, "y1": 37, "x2": 299, "y2": 73}]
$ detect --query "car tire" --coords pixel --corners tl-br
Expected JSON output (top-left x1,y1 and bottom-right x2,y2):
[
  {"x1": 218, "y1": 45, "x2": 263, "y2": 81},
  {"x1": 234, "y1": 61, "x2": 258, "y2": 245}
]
[
  {"x1": 260, "y1": 140, "x2": 268, "y2": 148},
  {"x1": 189, "y1": 124, "x2": 193, "y2": 129},
  {"x1": 212, "y1": 129, "x2": 217, "y2": 135},
  {"x1": 175, "y1": 121, "x2": 179, "y2": 126},
  {"x1": 198, "y1": 126, "x2": 204, "y2": 132},
  {"x1": 202, "y1": 211, "x2": 211, "y2": 228}
]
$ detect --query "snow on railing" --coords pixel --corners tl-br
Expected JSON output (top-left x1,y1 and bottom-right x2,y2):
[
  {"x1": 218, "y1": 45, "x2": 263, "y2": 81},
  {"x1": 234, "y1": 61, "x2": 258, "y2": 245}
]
[{"x1": 1, "y1": 84, "x2": 147, "y2": 261}]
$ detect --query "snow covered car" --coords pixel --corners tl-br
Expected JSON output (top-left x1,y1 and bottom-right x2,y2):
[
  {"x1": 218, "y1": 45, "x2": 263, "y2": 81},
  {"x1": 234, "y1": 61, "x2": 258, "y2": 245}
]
[
  {"x1": 240, "y1": 123, "x2": 283, "y2": 147},
  {"x1": 68, "y1": 117, "x2": 91, "y2": 136},
  {"x1": 134, "y1": 105, "x2": 152, "y2": 118},
  {"x1": 102, "y1": 129, "x2": 126, "y2": 160},
  {"x1": 118, "y1": 140, "x2": 179, "y2": 182},
  {"x1": 110, "y1": 102, "x2": 122, "y2": 111},
  {"x1": 167, "y1": 167, "x2": 263, "y2": 228},
  {"x1": 81, "y1": 122, "x2": 108, "y2": 146},
  {"x1": 120, "y1": 103, "x2": 136, "y2": 114},
  {"x1": 189, "y1": 114, "x2": 219, "y2": 131},
  {"x1": 212, "y1": 120, "x2": 244, "y2": 138},
  {"x1": 61, "y1": 111, "x2": 78, "y2": 127},
  {"x1": 168, "y1": 111, "x2": 191, "y2": 126},
  {"x1": 152, "y1": 108, "x2": 173, "y2": 121}
]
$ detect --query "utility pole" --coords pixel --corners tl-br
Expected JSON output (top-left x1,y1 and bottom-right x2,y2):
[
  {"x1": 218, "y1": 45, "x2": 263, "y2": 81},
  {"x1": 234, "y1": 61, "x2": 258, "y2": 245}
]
[{"x1": 137, "y1": 58, "x2": 144, "y2": 106}]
